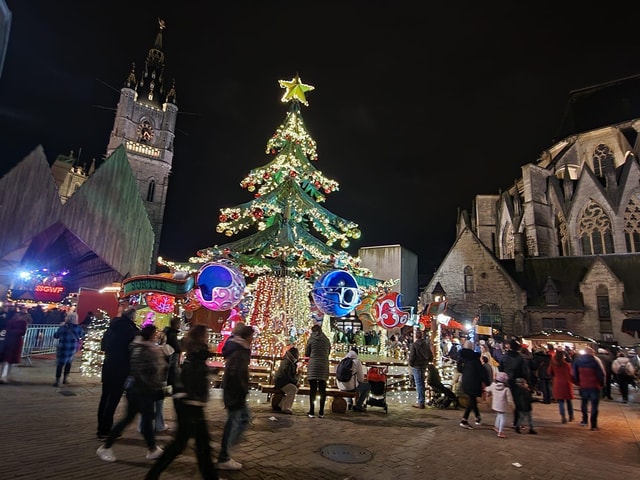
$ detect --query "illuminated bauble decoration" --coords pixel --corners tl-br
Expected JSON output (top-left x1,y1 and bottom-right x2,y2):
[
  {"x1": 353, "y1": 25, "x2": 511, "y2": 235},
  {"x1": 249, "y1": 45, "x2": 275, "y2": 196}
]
[
  {"x1": 311, "y1": 270, "x2": 360, "y2": 317},
  {"x1": 373, "y1": 291, "x2": 409, "y2": 329},
  {"x1": 355, "y1": 293, "x2": 377, "y2": 326},
  {"x1": 195, "y1": 262, "x2": 246, "y2": 311},
  {"x1": 146, "y1": 293, "x2": 176, "y2": 314},
  {"x1": 181, "y1": 290, "x2": 201, "y2": 312}
]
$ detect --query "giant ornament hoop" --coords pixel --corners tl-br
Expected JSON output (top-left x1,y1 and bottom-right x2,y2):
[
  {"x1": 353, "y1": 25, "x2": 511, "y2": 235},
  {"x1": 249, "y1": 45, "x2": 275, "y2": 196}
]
[
  {"x1": 195, "y1": 262, "x2": 246, "y2": 311},
  {"x1": 311, "y1": 270, "x2": 360, "y2": 317}
]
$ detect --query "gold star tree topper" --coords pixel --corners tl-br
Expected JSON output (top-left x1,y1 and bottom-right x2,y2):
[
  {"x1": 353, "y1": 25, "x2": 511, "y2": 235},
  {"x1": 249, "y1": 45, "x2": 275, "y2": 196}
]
[{"x1": 279, "y1": 74, "x2": 315, "y2": 106}]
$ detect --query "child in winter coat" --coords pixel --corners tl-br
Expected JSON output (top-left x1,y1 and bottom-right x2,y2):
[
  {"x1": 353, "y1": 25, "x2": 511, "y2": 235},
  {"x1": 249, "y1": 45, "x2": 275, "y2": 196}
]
[
  {"x1": 514, "y1": 377, "x2": 538, "y2": 434},
  {"x1": 485, "y1": 371, "x2": 514, "y2": 438}
]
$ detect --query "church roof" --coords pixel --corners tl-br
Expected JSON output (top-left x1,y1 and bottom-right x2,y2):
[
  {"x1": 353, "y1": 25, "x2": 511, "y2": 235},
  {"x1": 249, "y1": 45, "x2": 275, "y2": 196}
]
[
  {"x1": 555, "y1": 74, "x2": 640, "y2": 141},
  {"x1": 502, "y1": 255, "x2": 640, "y2": 311}
]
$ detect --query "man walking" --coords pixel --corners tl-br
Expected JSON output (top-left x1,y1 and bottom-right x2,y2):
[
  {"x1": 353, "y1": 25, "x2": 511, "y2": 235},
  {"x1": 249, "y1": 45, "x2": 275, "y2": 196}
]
[
  {"x1": 217, "y1": 324, "x2": 255, "y2": 471},
  {"x1": 96, "y1": 307, "x2": 140, "y2": 439},
  {"x1": 572, "y1": 347, "x2": 604, "y2": 431}
]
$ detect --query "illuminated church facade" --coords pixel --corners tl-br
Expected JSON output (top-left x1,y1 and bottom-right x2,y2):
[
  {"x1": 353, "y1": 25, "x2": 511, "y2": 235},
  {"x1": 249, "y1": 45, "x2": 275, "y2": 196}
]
[{"x1": 422, "y1": 75, "x2": 640, "y2": 344}]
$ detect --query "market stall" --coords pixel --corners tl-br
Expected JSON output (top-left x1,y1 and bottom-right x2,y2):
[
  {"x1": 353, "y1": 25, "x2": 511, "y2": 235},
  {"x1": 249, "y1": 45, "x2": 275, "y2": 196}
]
[{"x1": 521, "y1": 329, "x2": 598, "y2": 352}]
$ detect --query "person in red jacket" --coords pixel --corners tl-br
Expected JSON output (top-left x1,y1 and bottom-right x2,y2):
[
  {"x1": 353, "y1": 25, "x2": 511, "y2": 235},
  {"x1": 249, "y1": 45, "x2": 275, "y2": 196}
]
[
  {"x1": 548, "y1": 348, "x2": 574, "y2": 423},
  {"x1": 572, "y1": 347, "x2": 604, "y2": 431}
]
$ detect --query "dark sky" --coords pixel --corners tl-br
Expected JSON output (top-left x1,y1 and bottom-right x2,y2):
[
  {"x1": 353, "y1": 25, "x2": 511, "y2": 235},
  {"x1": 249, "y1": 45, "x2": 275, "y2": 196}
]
[{"x1": 2, "y1": 1, "x2": 639, "y2": 278}]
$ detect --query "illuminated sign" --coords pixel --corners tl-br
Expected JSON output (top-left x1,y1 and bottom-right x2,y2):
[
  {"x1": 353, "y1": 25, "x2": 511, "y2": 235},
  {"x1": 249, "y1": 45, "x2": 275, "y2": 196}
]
[
  {"x1": 122, "y1": 275, "x2": 195, "y2": 297},
  {"x1": 32, "y1": 284, "x2": 66, "y2": 302},
  {"x1": 35, "y1": 285, "x2": 64, "y2": 294}
]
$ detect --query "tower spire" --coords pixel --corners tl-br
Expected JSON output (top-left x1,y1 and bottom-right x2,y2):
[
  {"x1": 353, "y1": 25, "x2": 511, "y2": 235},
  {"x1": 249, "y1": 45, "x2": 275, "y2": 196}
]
[{"x1": 136, "y1": 18, "x2": 172, "y2": 107}]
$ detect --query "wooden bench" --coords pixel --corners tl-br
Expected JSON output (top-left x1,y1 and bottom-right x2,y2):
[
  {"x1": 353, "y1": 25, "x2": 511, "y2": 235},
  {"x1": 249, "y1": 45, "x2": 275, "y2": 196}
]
[{"x1": 259, "y1": 384, "x2": 358, "y2": 413}]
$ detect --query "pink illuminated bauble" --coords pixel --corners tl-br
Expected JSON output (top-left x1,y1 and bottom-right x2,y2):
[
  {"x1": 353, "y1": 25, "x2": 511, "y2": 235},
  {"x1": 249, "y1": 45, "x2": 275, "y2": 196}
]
[
  {"x1": 373, "y1": 292, "x2": 409, "y2": 329},
  {"x1": 146, "y1": 293, "x2": 175, "y2": 314},
  {"x1": 195, "y1": 262, "x2": 246, "y2": 312}
]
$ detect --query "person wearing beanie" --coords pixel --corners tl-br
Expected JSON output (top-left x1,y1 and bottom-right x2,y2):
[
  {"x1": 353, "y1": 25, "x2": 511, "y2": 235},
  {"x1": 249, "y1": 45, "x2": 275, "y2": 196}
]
[
  {"x1": 336, "y1": 346, "x2": 371, "y2": 412},
  {"x1": 52, "y1": 311, "x2": 84, "y2": 387},
  {"x1": 485, "y1": 371, "x2": 514, "y2": 438},
  {"x1": 273, "y1": 346, "x2": 302, "y2": 414}
]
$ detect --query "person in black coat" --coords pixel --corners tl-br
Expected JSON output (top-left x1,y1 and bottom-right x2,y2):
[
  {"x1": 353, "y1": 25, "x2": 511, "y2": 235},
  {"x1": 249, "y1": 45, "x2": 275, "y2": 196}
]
[
  {"x1": 273, "y1": 347, "x2": 301, "y2": 414},
  {"x1": 145, "y1": 324, "x2": 219, "y2": 480},
  {"x1": 531, "y1": 346, "x2": 553, "y2": 404},
  {"x1": 162, "y1": 316, "x2": 182, "y2": 389},
  {"x1": 498, "y1": 339, "x2": 530, "y2": 427},
  {"x1": 458, "y1": 341, "x2": 489, "y2": 429},
  {"x1": 96, "y1": 307, "x2": 140, "y2": 439},
  {"x1": 217, "y1": 324, "x2": 254, "y2": 471}
]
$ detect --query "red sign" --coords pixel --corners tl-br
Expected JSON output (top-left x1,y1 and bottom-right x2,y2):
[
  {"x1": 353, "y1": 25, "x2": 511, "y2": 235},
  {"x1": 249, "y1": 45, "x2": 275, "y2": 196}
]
[{"x1": 34, "y1": 284, "x2": 65, "y2": 302}]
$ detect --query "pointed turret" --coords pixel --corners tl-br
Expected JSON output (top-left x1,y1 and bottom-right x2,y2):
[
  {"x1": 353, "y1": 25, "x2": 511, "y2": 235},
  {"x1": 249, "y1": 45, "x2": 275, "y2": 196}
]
[{"x1": 135, "y1": 18, "x2": 176, "y2": 107}]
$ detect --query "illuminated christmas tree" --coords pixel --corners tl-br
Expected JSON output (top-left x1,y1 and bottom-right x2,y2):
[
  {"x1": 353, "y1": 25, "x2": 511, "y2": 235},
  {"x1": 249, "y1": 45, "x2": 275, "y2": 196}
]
[
  {"x1": 200, "y1": 74, "x2": 366, "y2": 277},
  {"x1": 161, "y1": 75, "x2": 380, "y2": 355}
]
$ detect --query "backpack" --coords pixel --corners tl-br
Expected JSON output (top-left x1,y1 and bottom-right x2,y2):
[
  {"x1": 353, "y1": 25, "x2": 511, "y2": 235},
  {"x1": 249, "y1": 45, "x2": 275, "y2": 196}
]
[
  {"x1": 615, "y1": 359, "x2": 636, "y2": 377},
  {"x1": 336, "y1": 357, "x2": 354, "y2": 382}
]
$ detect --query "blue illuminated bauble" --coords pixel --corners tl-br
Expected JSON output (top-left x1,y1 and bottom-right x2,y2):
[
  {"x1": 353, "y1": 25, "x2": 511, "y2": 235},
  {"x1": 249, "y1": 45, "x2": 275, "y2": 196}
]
[
  {"x1": 311, "y1": 270, "x2": 360, "y2": 317},
  {"x1": 195, "y1": 262, "x2": 246, "y2": 311}
]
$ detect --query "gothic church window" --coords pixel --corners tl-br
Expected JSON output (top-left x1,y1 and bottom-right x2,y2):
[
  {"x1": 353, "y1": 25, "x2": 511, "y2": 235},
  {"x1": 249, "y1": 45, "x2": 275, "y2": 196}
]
[
  {"x1": 596, "y1": 284, "x2": 612, "y2": 333},
  {"x1": 543, "y1": 276, "x2": 559, "y2": 306},
  {"x1": 592, "y1": 143, "x2": 614, "y2": 178},
  {"x1": 463, "y1": 266, "x2": 474, "y2": 293},
  {"x1": 578, "y1": 201, "x2": 614, "y2": 254},
  {"x1": 147, "y1": 180, "x2": 156, "y2": 202},
  {"x1": 623, "y1": 196, "x2": 640, "y2": 253}
]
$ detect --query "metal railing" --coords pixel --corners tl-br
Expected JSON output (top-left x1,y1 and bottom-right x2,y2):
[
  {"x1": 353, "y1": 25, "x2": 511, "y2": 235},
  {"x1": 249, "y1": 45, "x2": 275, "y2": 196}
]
[{"x1": 21, "y1": 325, "x2": 59, "y2": 366}]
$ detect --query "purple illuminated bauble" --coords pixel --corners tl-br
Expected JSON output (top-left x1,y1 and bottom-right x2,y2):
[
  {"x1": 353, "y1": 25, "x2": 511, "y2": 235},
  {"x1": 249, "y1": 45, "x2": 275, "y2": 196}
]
[{"x1": 195, "y1": 262, "x2": 246, "y2": 312}]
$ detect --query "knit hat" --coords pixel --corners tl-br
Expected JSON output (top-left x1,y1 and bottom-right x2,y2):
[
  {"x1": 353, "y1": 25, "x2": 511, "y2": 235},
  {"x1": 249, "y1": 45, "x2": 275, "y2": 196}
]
[{"x1": 496, "y1": 372, "x2": 508, "y2": 383}]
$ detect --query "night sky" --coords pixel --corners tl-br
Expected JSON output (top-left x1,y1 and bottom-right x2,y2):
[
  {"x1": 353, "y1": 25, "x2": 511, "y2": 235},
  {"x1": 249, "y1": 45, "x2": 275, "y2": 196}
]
[{"x1": 1, "y1": 1, "x2": 639, "y2": 279}]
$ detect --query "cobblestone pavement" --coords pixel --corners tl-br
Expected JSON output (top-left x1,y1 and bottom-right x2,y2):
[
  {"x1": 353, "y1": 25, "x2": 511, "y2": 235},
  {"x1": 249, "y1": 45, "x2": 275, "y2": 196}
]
[{"x1": 0, "y1": 358, "x2": 638, "y2": 479}]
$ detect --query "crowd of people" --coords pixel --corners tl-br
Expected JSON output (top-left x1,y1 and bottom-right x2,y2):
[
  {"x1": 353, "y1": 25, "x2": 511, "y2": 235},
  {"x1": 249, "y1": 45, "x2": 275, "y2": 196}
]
[{"x1": 446, "y1": 336, "x2": 639, "y2": 437}]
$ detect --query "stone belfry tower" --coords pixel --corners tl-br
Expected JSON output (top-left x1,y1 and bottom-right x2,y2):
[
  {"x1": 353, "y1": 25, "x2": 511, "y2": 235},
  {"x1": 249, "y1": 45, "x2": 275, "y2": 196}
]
[{"x1": 106, "y1": 18, "x2": 178, "y2": 271}]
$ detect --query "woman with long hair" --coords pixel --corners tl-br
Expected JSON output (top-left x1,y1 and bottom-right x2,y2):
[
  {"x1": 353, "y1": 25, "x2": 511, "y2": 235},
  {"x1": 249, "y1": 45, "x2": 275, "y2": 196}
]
[{"x1": 548, "y1": 348, "x2": 574, "y2": 423}]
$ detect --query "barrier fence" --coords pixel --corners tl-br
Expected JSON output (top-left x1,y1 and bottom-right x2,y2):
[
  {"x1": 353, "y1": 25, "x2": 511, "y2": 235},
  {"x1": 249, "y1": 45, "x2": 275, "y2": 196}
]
[{"x1": 21, "y1": 325, "x2": 59, "y2": 366}]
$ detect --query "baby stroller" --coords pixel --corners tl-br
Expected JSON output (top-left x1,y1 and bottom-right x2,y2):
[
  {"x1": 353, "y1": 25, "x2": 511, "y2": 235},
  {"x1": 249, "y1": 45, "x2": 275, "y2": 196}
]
[
  {"x1": 366, "y1": 366, "x2": 389, "y2": 413},
  {"x1": 426, "y1": 364, "x2": 458, "y2": 409}
]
